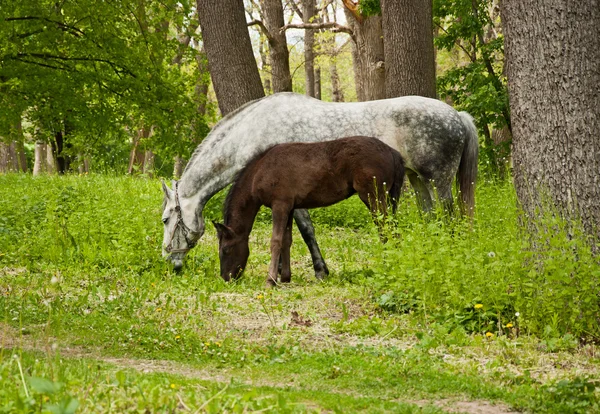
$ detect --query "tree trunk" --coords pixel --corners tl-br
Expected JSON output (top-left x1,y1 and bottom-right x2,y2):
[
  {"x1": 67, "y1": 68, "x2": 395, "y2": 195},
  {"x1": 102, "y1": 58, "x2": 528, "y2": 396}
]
[
  {"x1": 143, "y1": 150, "x2": 155, "y2": 178},
  {"x1": 195, "y1": 47, "x2": 211, "y2": 119},
  {"x1": 314, "y1": 66, "x2": 321, "y2": 100},
  {"x1": 46, "y1": 143, "x2": 57, "y2": 174},
  {"x1": 330, "y1": 59, "x2": 344, "y2": 102},
  {"x1": 0, "y1": 142, "x2": 18, "y2": 173},
  {"x1": 502, "y1": 0, "x2": 600, "y2": 240},
  {"x1": 128, "y1": 127, "x2": 148, "y2": 175},
  {"x1": 381, "y1": 0, "x2": 436, "y2": 98},
  {"x1": 261, "y1": 0, "x2": 293, "y2": 92},
  {"x1": 33, "y1": 142, "x2": 46, "y2": 175},
  {"x1": 197, "y1": 0, "x2": 265, "y2": 116},
  {"x1": 343, "y1": 8, "x2": 385, "y2": 101},
  {"x1": 303, "y1": 0, "x2": 317, "y2": 97},
  {"x1": 173, "y1": 155, "x2": 185, "y2": 179}
]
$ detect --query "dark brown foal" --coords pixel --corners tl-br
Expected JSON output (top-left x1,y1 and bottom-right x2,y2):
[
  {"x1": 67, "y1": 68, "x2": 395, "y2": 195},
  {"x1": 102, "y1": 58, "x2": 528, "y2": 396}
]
[{"x1": 213, "y1": 136, "x2": 405, "y2": 286}]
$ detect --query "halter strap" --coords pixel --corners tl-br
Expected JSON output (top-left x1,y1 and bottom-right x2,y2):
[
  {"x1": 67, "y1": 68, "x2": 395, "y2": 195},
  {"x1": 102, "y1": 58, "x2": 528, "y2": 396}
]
[{"x1": 165, "y1": 182, "x2": 197, "y2": 254}]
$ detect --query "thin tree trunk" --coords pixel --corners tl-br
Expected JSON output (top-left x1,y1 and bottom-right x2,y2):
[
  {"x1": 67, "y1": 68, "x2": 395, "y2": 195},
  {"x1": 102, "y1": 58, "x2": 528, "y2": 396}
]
[
  {"x1": 173, "y1": 155, "x2": 185, "y2": 179},
  {"x1": 314, "y1": 66, "x2": 321, "y2": 100},
  {"x1": 303, "y1": 0, "x2": 317, "y2": 97},
  {"x1": 143, "y1": 150, "x2": 155, "y2": 178},
  {"x1": 381, "y1": 0, "x2": 436, "y2": 98},
  {"x1": 261, "y1": 0, "x2": 293, "y2": 92}
]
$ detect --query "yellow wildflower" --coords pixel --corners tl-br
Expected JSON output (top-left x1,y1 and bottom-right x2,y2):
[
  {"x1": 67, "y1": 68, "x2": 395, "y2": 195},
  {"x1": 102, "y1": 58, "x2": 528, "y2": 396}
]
[
  {"x1": 486, "y1": 332, "x2": 494, "y2": 338},
  {"x1": 156, "y1": 308, "x2": 162, "y2": 312},
  {"x1": 175, "y1": 335, "x2": 181, "y2": 339},
  {"x1": 257, "y1": 294, "x2": 264, "y2": 300},
  {"x1": 170, "y1": 383, "x2": 176, "y2": 389},
  {"x1": 474, "y1": 304, "x2": 483, "y2": 310},
  {"x1": 506, "y1": 323, "x2": 513, "y2": 328}
]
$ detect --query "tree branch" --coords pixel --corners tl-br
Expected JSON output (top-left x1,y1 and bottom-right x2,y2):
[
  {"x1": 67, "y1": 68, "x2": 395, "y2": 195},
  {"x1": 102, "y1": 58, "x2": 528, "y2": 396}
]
[
  {"x1": 247, "y1": 19, "x2": 275, "y2": 43},
  {"x1": 5, "y1": 16, "x2": 85, "y2": 37},
  {"x1": 281, "y1": 22, "x2": 354, "y2": 42},
  {"x1": 287, "y1": 0, "x2": 303, "y2": 21}
]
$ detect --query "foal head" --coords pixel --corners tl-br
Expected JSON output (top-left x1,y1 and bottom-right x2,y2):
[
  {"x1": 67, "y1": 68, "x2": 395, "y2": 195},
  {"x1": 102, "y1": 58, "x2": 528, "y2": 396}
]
[{"x1": 212, "y1": 221, "x2": 249, "y2": 281}]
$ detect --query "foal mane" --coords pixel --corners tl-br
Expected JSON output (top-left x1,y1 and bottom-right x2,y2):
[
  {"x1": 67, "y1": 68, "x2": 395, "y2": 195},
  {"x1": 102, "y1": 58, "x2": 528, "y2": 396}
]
[{"x1": 222, "y1": 150, "x2": 266, "y2": 225}]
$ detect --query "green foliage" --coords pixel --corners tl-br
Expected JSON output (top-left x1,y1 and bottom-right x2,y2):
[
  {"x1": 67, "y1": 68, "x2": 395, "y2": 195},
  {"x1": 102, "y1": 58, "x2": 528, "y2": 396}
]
[
  {"x1": 434, "y1": 0, "x2": 510, "y2": 177},
  {"x1": 357, "y1": 0, "x2": 381, "y2": 17},
  {"x1": 0, "y1": 0, "x2": 209, "y2": 170}
]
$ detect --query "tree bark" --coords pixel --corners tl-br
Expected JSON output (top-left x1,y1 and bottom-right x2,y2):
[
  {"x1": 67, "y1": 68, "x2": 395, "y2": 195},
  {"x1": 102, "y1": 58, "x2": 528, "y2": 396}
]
[
  {"x1": 303, "y1": 0, "x2": 317, "y2": 97},
  {"x1": 343, "y1": 8, "x2": 385, "y2": 101},
  {"x1": 381, "y1": 0, "x2": 436, "y2": 98},
  {"x1": 143, "y1": 150, "x2": 155, "y2": 177},
  {"x1": 260, "y1": 0, "x2": 293, "y2": 92},
  {"x1": 33, "y1": 142, "x2": 46, "y2": 176},
  {"x1": 0, "y1": 142, "x2": 18, "y2": 173},
  {"x1": 502, "y1": 0, "x2": 600, "y2": 240},
  {"x1": 197, "y1": 0, "x2": 264, "y2": 116},
  {"x1": 314, "y1": 66, "x2": 321, "y2": 100}
]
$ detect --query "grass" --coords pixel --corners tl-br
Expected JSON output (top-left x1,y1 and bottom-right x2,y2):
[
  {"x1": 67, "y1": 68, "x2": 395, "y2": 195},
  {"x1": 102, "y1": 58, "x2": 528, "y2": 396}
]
[{"x1": 0, "y1": 173, "x2": 599, "y2": 413}]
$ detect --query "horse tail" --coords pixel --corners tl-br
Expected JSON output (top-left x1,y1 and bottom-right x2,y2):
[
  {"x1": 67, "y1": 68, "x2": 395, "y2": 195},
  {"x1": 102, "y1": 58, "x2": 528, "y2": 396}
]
[
  {"x1": 389, "y1": 148, "x2": 405, "y2": 214},
  {"x1": 457, "y1": 112, "x2": 479, "y2": 217}
]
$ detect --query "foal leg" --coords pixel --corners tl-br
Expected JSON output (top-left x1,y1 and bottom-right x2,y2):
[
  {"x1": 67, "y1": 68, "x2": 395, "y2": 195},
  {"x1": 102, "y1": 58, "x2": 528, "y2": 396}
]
[
  {"x1": 356, "y1": 179, "x2": 389, "y2": 243},
  {"x1": 267, "y1": 203, "x2": 292, "y2": 287},
  {"x1": 293, "y1": 209, "x2": 329, "y2": 280},
  {"x1": 280, "y1": 213, "x2": 294, "y2": 283}
]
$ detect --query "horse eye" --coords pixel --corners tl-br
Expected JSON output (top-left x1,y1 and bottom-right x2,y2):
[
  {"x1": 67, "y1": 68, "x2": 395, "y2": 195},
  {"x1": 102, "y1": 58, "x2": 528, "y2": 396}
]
[{"x1": 162, "y1": 217, "x2": 169, "y2": 224}]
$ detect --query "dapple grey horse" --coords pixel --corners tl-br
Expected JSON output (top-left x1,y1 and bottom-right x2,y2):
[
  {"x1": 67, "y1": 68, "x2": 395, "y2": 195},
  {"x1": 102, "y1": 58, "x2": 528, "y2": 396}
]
[{"x1": 161, "y1": 92, "x2": 478, "y2": 275}]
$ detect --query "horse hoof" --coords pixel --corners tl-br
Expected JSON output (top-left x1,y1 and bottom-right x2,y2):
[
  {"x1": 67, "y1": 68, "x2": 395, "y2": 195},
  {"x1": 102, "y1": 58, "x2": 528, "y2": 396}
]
[
  {"x1": 266, "y1": 279, "x2": 278, "y2": 288},
  {"x1": 314, "y1": 266, "x2": 329, "y2": 280}
]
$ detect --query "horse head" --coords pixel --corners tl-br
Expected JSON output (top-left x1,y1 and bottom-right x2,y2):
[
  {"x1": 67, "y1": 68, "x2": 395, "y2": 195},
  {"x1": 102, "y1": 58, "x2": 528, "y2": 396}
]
[
  {"x1": 212, "y1": 221, "x2": 249, "y2": 281},
  {"x1": 161, "y1": 180, "x2": 203, "y2": 271}
]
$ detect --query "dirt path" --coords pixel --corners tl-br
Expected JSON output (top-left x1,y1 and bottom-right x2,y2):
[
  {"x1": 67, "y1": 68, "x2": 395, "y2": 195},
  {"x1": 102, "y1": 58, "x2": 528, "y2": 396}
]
[{"x1": 1, "y1": 323, "x2": 520, "y2": 414}]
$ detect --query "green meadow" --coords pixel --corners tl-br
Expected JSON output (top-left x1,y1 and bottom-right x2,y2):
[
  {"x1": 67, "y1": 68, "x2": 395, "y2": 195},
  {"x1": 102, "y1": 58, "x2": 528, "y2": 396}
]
[{"x1": 0, "y1": 174, "x2": 599, "y2": 413}]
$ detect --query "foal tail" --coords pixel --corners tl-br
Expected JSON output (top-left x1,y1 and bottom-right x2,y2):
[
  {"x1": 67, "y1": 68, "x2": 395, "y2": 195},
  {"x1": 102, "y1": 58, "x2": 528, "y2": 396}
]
[
  {"x1": 389, "y1": 148, "x2": 405, "y2": 214},
  {"x1": 457, "y1": 112, "x2": 479, "y2": 217}
]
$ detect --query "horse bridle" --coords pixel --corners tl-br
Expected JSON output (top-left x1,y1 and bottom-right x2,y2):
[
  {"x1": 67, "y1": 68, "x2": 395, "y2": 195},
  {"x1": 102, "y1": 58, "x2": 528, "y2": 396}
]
[{"x1": 164, "y1": 182, "x2": 197, "y2": 255}]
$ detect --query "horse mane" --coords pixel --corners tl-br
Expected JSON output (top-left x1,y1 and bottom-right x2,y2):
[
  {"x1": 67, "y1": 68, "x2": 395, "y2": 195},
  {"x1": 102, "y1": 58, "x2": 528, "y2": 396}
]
[{"x1": 184, "y1": 95, "x2": 274, "y2": 173}]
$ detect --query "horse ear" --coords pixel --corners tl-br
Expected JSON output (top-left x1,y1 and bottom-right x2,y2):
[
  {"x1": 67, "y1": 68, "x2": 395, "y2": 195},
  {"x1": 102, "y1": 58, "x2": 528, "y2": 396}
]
[
  {"x1": 161, "y1": 179, "x2": 173, "y2": 199},
  {"x1": 212, "y1": 221, "x2": 234, "y2": 238}
]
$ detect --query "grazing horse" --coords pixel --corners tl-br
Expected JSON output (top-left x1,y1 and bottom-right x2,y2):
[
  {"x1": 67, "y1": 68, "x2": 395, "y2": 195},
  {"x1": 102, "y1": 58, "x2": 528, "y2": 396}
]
[
  {"x1": 212, "y1": 136, "x2": 405, "y2": 285},
  {"x1": 161, "y1": 92, "x2": 478, "y2": 274}
]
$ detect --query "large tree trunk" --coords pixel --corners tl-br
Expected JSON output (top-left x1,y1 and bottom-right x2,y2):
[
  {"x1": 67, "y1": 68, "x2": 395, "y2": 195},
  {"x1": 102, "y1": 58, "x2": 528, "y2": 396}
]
[
  {"x1": 343, "y1": 8, "x2": 385, "y2": 101},
  {"x1": 381, "y1": 0, "x2": 436, "y2": 98},
  {"x1": 303, "y1": 0, "x2": 317, "y2": 97},
  {"x1": 261, "y1": 0, "x2": 293, "y2": 92},
  {"x1": 502, "y1": 0, "x2": 600, "y2": 240},
  {"x1": 197, "y1": 0, "x2": 264, "y2": 116}
]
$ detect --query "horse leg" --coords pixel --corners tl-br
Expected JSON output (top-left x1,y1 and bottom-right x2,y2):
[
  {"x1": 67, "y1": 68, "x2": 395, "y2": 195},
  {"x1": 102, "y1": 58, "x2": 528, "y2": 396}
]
[
  {"x1": 293, "y1": 209, "x2": 329, "y2": 280},
  {"x1": 280, "y1": 213, "x2": 294, "y2": 283},
  {"x1": 267, "y1": 204, "x2": 292, "y2": 287},
  {"x1": 406, "y1": 170, "x2": 434, "y2": 214},
  {"x1": 436, "y1": 180, "x2": 454, "y2": 217}
]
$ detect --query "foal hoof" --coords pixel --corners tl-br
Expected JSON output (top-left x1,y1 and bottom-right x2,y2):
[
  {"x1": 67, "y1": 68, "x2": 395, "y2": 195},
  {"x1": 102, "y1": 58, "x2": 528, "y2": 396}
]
[{"x1": 266, "y1": 278, "x2": 278, "y2": 288}]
